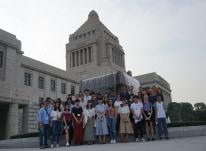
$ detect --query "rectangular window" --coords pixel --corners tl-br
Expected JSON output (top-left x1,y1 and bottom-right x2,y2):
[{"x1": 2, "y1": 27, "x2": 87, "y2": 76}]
[
  {"x1": 50, "y1": 80, "x2": 56, "y2": 92},
  {"x1": 84, "y1": 48, "x2": 87, "y2": 64},
  {"x1": 24, "y1": 72, "x2": 31, "y2": 86},
  {"x1": 71, "y1": 85, "x2": 75, "y2": 95},
  {"x1": 88, "y1": 47, "x2": 92, "y2": 63},
  {"x1": 80, "y1": 49, "x2": 83, "y2": 65},
  {"x1": 72, "y1": 52, "x2": 75, "y2": 67},
  {"x1": 76, "y1": 51, "x2": 79, "y2": 66},
  {"x1": 61, "y1": 83, "x2": 66, "y2": 94},
  {"x1": 0, "y1": 51, "x2": 3, "y2": 68},
  {"x1": 38, "y1": 76, "x2": 44, "y2": 89}
]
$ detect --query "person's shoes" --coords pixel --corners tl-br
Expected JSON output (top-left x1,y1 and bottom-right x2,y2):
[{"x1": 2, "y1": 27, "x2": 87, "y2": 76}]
[
  {"x1": 113, "y1": 139, "x2": 116, "y2": 143},
  {"x1": 165, "y1": 136, "x2": 169, "y2": 139},
  {"x1": 141, "y1": 138, "x2": 146, "y2": 142},
  {"x1": 135, "y1": 138, "x2": 139, "y2": 142},
  {"x1": 40, "y1": 146, "x2": 45, "y2": 149},
  {"x1": 66, "y1": 142, "x2": 70, "y2": 147},
  {"x1": 56, "y1": 144, "x2": 59, "y2": 147},
  {"x1": 110, "y1": 140, "x2": 113, "y2": 144},
  {"x1": 159, "y1": 136, "x2": 162, "y2": 140},
  {"x1": 50, "y1": 144, "x2": 54, "y2": 148},
  {"x1": 151, "y1": 138, "x2": 155, "y2": 141},
  {"x1": 147, "y1": 138, "x2": 150, "y2": 141}
]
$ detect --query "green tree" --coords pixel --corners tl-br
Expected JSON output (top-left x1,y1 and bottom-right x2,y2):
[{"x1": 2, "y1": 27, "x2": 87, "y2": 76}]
[
  {"x1": 194, "y1": 102, "x2": 206, "y2": 121},
  {"x1": 180, "y1": 102, "x2": 194, "y2": 122},
  {"x1": 194, "y1": 102, "x2": 206, "y2": 111},
  {"x1": 167, "y1": 102, "x2": 181, "y2": 122}
]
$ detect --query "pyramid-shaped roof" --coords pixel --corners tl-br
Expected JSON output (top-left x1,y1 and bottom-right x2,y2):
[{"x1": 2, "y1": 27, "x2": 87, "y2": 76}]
[{"x1": 73, "y1": 10, "x2": 115, "y2": 37}]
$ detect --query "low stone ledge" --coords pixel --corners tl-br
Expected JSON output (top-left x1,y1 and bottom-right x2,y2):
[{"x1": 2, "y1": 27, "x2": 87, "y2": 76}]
[{"x1": 0, "y1": 125, "x2": 206, "y2": 149}]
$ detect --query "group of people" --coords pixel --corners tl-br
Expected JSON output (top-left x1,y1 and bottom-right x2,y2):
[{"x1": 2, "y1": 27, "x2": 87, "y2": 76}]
[{"x1": 38, "y1": 86, "x2": 169, "y2": 149}]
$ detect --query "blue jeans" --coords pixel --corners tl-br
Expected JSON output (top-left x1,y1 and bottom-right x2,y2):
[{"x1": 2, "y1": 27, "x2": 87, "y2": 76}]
[
  {"x1": 39, "y1": 124, "x2": 49, "y2": 147},
  {"x1": 157, "y1": 118, "x2": 168, "y2": 137},
  {"x1": 107, "y1": 117, "x2": 116, "y2": 140},
  {"x1": 51, "y1": 121, "x2": 61, "y2": 144}
]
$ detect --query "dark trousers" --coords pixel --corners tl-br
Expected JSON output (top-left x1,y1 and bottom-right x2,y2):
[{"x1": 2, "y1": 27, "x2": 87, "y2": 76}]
[
  {"x1": 51, "y1": 121, "x2": 61, "y2": 144},
  {"x1": 134, "y1": 120, "x2": 144, "y2": 139},
  {"x1": 39, "y1": 124, "x2": 49, "y2": 147},
  {"x1": 157, "y1": 118, "x2": 168, "y2": 137}
]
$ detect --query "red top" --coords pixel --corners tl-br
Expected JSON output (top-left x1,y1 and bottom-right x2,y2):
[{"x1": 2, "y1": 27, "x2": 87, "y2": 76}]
[{"x1": 62, "y1": 111, "x2": 72, "y2": 121}]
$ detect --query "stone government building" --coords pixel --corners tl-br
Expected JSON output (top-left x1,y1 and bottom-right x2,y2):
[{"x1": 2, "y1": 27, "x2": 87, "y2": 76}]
[
  {"x1": 0, "y1": 10, "x2": 171, "y2": 139},
  {"x1": 66, "y1": 10, "x2": 125, "y2": 79}
]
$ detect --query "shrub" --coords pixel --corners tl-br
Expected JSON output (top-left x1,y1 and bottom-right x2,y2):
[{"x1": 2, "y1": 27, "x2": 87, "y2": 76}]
[
  {"x1": 10, "y1": 132, "x2": 39, "y2": 139},
  {"x1": 168, "y1": 121, "x2": 206, "y2": 127}
]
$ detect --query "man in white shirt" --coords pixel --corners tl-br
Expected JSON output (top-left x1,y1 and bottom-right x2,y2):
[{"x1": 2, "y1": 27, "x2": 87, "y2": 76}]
[
  {"x1": 130, "y1": 95, "x2": 145, "y2": 141},
  {"x1": 83, "y1": 89, "x2": 91, "y2": 105},
  {"x1": 114, "y1": 95, "x2": 123, "y2": 114},
  {"x1": 155, "y1": 95, "x2": 169, "y2": 139}
]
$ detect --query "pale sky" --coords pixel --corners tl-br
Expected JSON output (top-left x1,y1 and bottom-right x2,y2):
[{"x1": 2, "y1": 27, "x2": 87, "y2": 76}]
[{"x1": 0, "y1": 0, "x2": 206, "y2": 104}]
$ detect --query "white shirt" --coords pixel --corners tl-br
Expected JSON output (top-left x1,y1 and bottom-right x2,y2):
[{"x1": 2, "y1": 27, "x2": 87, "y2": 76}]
[
  {"x1": 83, "y1": 108, "x2": 95, "y2": 118},
  {"x1": 83, "y1": 108, "x2": 95, "y2": 126},
  {"x1": 130, "y1": 102, "x2": 143, "y2": 122},
  {"x1": 120, "y1": 105, "x2": 130, "y2": 114},
  {"x1": 156, "y1": 102, "x2": 166, "y2": 118},
  {"x1": 83, "y1": 95, "x2": 91, "y2": 104},
  {"x1": 51, "y1": 110, "x2": 62, "y2": 121},
  {"x1": 114, "y1": 100, "x2": 123, "y2": 113}
]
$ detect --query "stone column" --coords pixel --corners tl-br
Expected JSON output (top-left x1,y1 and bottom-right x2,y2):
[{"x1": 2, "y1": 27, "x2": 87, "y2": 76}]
[
  {"x1": 6, "y1": 103, "x2": 19, "y2": 138},
  {"x1": 98, "y1": 37, "x2": 108, "y2": 65},
  {"x1": 106, "y1": 44, "x2": 112, "y2": 64},
  {"x1": 73, "y1": 51, "x2": 76, "y2": 67},
  {"x1": 87, "y1": 47, "x2": 89, "y2": 63},
  {"x1": 122, "y1": 53, "x2": 125, "y2": 68}
]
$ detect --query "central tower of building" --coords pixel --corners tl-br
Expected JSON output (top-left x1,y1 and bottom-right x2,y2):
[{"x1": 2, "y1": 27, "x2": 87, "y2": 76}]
[{"x1": 66, "y1": 10, "x2": 126, "y2": 80}]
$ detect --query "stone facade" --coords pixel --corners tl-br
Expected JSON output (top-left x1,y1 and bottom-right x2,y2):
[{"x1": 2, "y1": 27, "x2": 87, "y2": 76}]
[{"x1": 134, "y1": 72, "x2": 172, "y2": 107}]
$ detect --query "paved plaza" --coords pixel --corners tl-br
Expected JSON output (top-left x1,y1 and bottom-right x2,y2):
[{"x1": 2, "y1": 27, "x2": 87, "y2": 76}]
[{"x1": 0, "y1": 136, "x2": 205, "y2": 151}]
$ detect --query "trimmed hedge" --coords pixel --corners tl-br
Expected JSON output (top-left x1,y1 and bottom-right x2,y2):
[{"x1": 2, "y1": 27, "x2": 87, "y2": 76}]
[
  {"x1": 10, "y1": 121, "x2": 206, "y2": 139},
  {"x1": 10, "y1": 132, "x2": 39, "y2": 139},
  {"x1": 168, "y1": 121, "x2": 206, "y2": 127}
]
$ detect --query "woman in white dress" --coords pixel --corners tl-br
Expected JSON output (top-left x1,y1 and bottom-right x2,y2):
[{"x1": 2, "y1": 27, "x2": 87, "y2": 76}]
[
  {"x1": 83, "y1": 100, "x2": 96, "y2": 145},
  {"x1": 119, "y1": 99, "x2": 133, "y2": 143}
]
